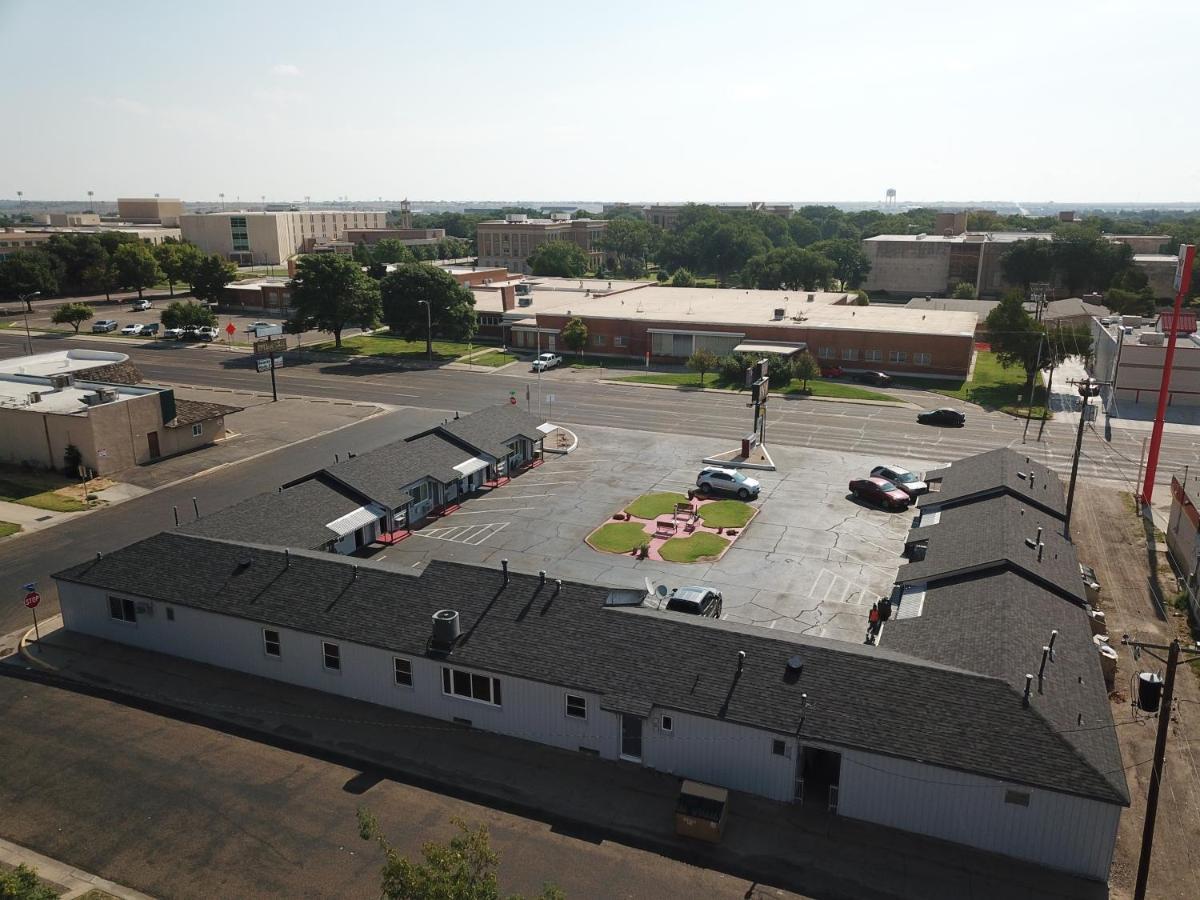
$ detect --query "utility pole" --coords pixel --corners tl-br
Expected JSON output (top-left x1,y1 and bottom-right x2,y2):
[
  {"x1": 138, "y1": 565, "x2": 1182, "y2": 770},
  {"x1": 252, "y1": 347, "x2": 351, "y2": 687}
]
[
  {"x1": 417, "y1": 299, "x2": 432, "y2": 362},
  {"x1": 1064, "y1": 378, "x2": 1105, "y2": 538},
  {"x1": 19, "y1": 291, "x2": 41, "y2": 354},
  {"x1": 1022, "y1": 330, "x2": 1046, "y2": 443},
  {"x1": 1121, "y1": 636, "x2": 1200, "y2": 900}
]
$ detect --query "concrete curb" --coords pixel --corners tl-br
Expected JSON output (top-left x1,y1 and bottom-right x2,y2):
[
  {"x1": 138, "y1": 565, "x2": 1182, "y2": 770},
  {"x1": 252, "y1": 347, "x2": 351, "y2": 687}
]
[
  {"x1": 702, "y1": 444, "x2": 777, "y2": 471},
  {"x1": 18, "y1": 624, "x2": 58, "y2": 671},
  {"x1": 542, "y1": 427, "x2": 579, "y2": 455},
  {"x1": 597, "y1": 378, "x2": 917, "y2": 409},
  {"x1": 0, "y1": 835, "x2": 156, "y2": 900}
]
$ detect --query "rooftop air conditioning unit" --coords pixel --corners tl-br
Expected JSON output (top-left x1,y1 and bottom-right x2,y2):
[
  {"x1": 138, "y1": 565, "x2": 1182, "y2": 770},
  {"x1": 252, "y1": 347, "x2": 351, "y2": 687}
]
[
  {"x1": 807, "y1": 294, "x2": 815, "y2": 302},
  {"x1": 48, "y1": 373, "x2": 73, "y2": 390},
  {"x1": 518, "y1": 296, "x2": 532, "y2": 307},
  {"x1": 773, "y1": 307, "x2": 786, "y2": 319},
  {"x1": 1138, "y1": 332, "x2": 1166, "y2": 346},
  {"x1": 27, "y1": 391, "x2": 42, "y2": 404}
]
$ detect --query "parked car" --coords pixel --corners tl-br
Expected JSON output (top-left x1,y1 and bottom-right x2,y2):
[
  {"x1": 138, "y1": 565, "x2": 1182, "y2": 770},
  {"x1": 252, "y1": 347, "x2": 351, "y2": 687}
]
[
  {"x1": 917, "y1": 408, "x2": 966, "y2": 427},
  {"x1": 140, "y1": 323, "x2": 160, "y2": 337},
  {"x1": 855, "y1": 370, "x2": 892, "y2": 386},
  {"x1": 196, "y1": 326, "x2": 219, "y2": 342},
  {"x1": 664, "y1": 586, "x2": 723, "y2": 618},
  {"x1": 849, "y1": 477, "x2": 912, "y2": 510},
  {"x1": 120, "y1": 323, "x2": 144, "y2": 335},
  {"x1": 163, "y1": 327, "x2": 185, "y2": 339},
  {"x1": 870, "y1": 464, "x2": 928, "y2": 497},
  {"x1": 131, "y1": 299, "x2": 152, "y2": 311},
  {"x1": 176, "y1": 326, "x2": 198, "y2": 341},
  {"x1": 246, "y1": 321, "x2": 273, "y2": 333},
  {"x1": 696, "y1": 466, "x2": 760, "y2": 500},
  {"x1": 91, "y1": 320, "x2": 119, "y2": 333},
  {"x1": 820, "y1": 365, "x2": 844, "y2": 378},
  {"x1": 531, "y1": 352, "x2": 562, "y2": 372}
]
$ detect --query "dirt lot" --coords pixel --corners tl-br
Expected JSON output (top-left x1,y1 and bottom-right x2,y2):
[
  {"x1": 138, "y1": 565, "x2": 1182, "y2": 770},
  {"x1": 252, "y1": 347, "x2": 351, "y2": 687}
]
[{"x1": 1072, "y1": 482, "x2": 1200, "y2": 900}]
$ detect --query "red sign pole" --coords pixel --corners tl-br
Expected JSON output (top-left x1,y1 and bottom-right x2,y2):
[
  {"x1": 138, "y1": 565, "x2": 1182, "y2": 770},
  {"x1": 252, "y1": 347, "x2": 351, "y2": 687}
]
[{"x1": 1141, "y1": 244, "x2": 1196, "y2": 505}]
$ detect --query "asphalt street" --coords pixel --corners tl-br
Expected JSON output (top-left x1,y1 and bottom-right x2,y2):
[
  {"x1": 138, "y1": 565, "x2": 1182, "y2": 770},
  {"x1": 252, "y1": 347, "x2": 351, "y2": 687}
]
[
  {"x1": 0, "y1": 675, "x2": 785, "y2": 900},
  {"x1": 0, "y1": 330, "x2": 1187, "y2": 636}
]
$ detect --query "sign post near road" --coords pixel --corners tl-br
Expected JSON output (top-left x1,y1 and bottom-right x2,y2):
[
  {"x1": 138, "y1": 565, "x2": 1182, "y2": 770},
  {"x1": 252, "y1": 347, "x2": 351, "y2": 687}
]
[
  {"x1": 22, "y1": 581, "x2": 41, "y2": 647},
  {"x1": 224, "y1": 321, "x2": 236, "y2": 352},
  {"x1": 251, "y1": 325, "x2": 285, "y2": 403}
]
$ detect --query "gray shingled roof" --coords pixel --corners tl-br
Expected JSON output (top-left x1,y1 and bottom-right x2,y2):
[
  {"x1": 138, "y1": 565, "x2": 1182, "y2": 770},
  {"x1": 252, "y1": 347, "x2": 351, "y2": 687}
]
[
  {"x1": 54, "y1": 532, "x2": 1127, "y2": 804},
  {"x1": 180, "y1": 478, "x2": 365, "y2": 549},
  {"x1": 324, "y1": 434, "x2": 465, "y2": 510},
  {"x1": 918, "y1": 448, "x2": 1065, "y2": 518},
  {"x1": 899, "y1": 495, "x2": 1085, "y2": 603},
  {"x1": 883, "y1": 570, "x2": 1127, "y2": 804},
  {"x1": 165, "y1": 398, "x2": 242, "y2": 428},
  {"x1": 410, "y1": 405, "x2": 548, "y2": 460}
]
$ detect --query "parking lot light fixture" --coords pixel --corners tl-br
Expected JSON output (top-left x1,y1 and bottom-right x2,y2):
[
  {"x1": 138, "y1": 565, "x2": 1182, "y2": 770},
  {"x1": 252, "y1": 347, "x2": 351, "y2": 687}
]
[{"x1": 417, "y1": 299, "x2": 432, "y2": 361}]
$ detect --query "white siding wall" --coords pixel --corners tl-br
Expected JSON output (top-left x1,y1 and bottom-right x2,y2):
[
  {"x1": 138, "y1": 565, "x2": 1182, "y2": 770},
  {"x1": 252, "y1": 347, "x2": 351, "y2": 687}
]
[
  {"x1": 836, "y1": 749, "x2": 1121, "y2": 881},
  {"x1": 641, "y1": 709, "x2": 794, "y2": 801}
]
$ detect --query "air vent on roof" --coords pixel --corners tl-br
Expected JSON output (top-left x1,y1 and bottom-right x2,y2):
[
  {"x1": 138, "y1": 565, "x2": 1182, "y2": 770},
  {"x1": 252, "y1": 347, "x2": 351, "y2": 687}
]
[
  {"x1": 786, "y1": 655, "x2": 803, "y2": 674},
  {"x1": 773, "y1": 307, "x2": 786, "y2": 320},
  {"x1": 432, "y1": 609, "x2": 461, "y2": 649}
]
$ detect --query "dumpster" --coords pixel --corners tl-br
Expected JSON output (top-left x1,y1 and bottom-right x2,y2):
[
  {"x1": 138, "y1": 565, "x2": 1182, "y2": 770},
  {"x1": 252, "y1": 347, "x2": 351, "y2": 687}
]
[{"x1": 675, "y1": 780, "x2": 728, "y2": 843}]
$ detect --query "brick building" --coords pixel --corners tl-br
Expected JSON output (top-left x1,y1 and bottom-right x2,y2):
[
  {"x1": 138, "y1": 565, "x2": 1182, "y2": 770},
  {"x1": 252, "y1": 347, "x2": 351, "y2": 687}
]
[{"x1": 475, "y1": 214, "x2": 608, "y2": 275}]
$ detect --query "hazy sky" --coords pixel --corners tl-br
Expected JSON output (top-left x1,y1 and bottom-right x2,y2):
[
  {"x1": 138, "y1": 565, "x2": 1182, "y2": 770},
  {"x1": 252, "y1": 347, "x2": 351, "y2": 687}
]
[{"x1": 3, "y1": 0, "x2": 1197, "y2": 203}]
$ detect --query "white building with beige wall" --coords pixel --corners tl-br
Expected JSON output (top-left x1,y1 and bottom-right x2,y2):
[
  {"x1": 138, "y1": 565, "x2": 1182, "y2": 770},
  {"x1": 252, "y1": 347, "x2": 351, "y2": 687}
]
[{"x1": 180, "y1": 210, "x2": 386, "y2": 265}]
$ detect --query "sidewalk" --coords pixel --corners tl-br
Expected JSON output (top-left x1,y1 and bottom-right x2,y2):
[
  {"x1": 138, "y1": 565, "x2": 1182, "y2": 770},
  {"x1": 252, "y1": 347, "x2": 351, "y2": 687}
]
[
  {"x1": 13, "y1": 621, "x2": 1107, "y2": 900},
  {"x1": 0, "y1": 835, "x2": 154, "y2": 899}
]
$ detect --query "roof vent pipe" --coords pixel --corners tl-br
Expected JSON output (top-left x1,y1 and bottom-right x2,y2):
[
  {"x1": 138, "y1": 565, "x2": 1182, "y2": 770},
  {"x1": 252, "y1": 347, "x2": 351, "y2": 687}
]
[
  {"x1": 1023, "y1": 674, "x2": 1033, "y2": 706},
  {"x1": 1029, "y1": 473, "x2": 1036, "y2": 489},
  {"x1": 737, "y1": 650, "x2": 746, "y2": 675},
  {"x1": 285, "y1": 549, "x2": 290, "y2": 568},
  {"x1": 1038, "y1": 542, "x2": 1045, "y2": 563},
  {"x1": 353, "y1": 566, "x2": 359, "y2": 581},
  {"x1": 502, "y1": 558, "x2": 509, "y2": 585},
  {"x1": 555, "y1": 579, "x2": 562, "y2": 594},
  {"x1": 1036, "y1": 526, "x2": 1043, "y2": 545},
  {"x1": 1038, "y1": 646, "x2": 1050, "y2": 690},
  {"x1": 96, "y1": 551, "x2": 103, "y2": 561},
  {"x1": 539, "y1": 570, "x2": 546, "y2": 587},
  {"x1": 1048, "y1": 629, "x2": 1058, "y2": 661}
]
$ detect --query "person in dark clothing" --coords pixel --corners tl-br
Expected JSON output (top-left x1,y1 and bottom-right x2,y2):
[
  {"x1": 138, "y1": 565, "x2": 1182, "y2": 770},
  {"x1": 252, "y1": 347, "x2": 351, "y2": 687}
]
[{"x1": 878, "y1": 596, "x2": 893, "y2": 623}]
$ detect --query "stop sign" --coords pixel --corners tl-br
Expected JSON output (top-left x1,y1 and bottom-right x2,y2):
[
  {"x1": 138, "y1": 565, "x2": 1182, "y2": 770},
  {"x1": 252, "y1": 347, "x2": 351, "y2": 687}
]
[
  {"x1": 24, "y1": 591, "x2": 40, "y2": 609},
  {"x1": 225, "y1": 322, "x2": 237, "y2": 336}
]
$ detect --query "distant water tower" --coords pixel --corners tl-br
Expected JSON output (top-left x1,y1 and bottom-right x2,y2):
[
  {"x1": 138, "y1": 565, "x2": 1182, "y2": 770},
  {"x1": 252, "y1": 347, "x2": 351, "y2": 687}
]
[{"x1": 885, "y1": 188, "x2": 897, "y2": 207}]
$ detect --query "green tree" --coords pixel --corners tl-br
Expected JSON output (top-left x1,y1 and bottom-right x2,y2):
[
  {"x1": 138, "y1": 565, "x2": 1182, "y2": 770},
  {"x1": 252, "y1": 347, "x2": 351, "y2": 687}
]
[
  {"x1": 1050, "y1": 225, "x2": 1132, "y2": 295},
  {"x1": 561, "y1": 317, "x2": 588, "y2": 358},
  {"x1": 951, "y1": 282, "x2": 976, "y2": 299},
  {"x1": 0, "y1": 250, "x2": 61, "y2": 308},
  {"x1": 854, "y1": 289, "x2": 870, "y2": 306},
  {"x1": 702, "y1": 223, "x2": 770, "y2": 285},
  {"x1": 291, "y1": 254, "x2": 382, "y2": 349},
  {"x1": 112, "y1": 242, "x2": 162, "y2": 299},
  {"x1": 1104, "y1": 287, "x2": 1156, "y2": 316},
  {"x1": 984, "y1": 291, "x2": 1045, "y2": 394},
  {"x1": 742, "y1": 247, "x2": 834, "y2": 291},
  {"x1": 153, "y1": 242, "x2": 191, "y2": 296},
  {"x1": 190, "y1": 254, "x2": 237, "y2": 305},
  {"x1": 809, "y1": 239, "x2": 871, "y2": 288},
  {"x1": 1000, "y1": 239, "x2": 1053, "y2": 297},
  {"x1": 601, "y1": 218, "x2": 661, "y2": 278},
  {"x1": 527, "y1": 241, "x2": 590, "y2": 277},
  {"x1": 793, "y1": 351, "x2": 820, "y2": 391},
  {"x1": 358, "y1": 811, "x2": 563, "y2": 900},
  {"x1": 161, "y1": 301, "x2": 217, "y2": 329},
  {"x1": 45, "y1": 233, "x2": 106, "y2": 294},
  {"x1": 0, "y1": 863, "x2": 59, "y2": 900},
  {"x1": 670, "y1": 268, "x2": 696, "y2": 287},
  {"x1": 372, "y1": 239, "x2": 416, "y2": 265},
  {"x1": 352, "y1": 242, "x2": 374, "y2": 266},
  {"x1": 380, "y1": 263, "x2": 478, "y2": 356},
  {"x1": 687, "y1": 347, "x2": 718, "y2": 385},
  {"x1": 50, "y1": 301, "x2": 94, "y2": 333}
]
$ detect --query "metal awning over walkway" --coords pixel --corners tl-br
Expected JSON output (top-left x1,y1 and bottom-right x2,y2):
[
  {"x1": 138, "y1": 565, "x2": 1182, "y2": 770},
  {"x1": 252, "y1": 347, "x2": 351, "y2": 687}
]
[
  {"x1": 453, "y1": 456, "x2": 490, "y2": 477},
  {"x1": 325, "y1": 503, "x2": 389, "y2": 537},
  {"x1": 733, "y1": 341, "x2": 808, "y2": 357}
]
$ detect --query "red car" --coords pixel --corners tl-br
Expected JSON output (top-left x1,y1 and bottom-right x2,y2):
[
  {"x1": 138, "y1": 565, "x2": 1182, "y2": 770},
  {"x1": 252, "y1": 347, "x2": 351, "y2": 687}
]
[
  {"x1": 820, "y1": 365, "x2": 844, "y2": 378},
  {"x1": 849, "y1": 477, "x2": 912, "y2": 511}
]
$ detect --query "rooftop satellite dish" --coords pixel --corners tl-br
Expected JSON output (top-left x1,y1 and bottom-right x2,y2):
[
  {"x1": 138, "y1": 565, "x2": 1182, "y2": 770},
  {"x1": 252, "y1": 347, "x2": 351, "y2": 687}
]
[{"x1": 655, "y1": 584, "x2": 670, "y2": 598}]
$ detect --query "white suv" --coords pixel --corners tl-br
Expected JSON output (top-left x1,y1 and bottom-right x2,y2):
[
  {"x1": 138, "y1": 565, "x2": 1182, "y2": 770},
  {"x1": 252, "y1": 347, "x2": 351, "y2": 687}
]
[{"x1": 696, "y1": 467, "x2": 760, "y2": 500}]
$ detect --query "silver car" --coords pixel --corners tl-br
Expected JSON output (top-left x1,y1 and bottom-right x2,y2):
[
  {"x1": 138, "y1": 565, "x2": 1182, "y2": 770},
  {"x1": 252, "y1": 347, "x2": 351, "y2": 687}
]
[
  {"x1": 870, "y1": 464, "x2": 928, "y2": 497},
  {"x1": 664, "y1": 586, "x2": 723, "y2": 617},
  {"x1": 696, "y1": 466, "x2": 760, "y2": 500}
]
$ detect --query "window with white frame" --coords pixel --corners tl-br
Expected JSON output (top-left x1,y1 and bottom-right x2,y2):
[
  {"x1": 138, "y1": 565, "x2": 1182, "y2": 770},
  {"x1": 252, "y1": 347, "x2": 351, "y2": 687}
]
[
  {"x1": 914, "y1": 352, "x2": 932, "y2": 366},
  {"x1": 108, "y1": 596, "x2": 137, "y2": 623},
  {"x1": 593, "y1": 334, "x2": 606, "y2": 346},
  {"x1": 661, "y1": 714, "x2": 674, "y2": 733},
  {"x1": 394, "y1": 657, "x2": 413, "y2": 686},
  {"x1": 865, "y1": 349, "x2": 882, "y2": 362},
  {"x1": 263, "y1": 628, "x2": 281, "y2": 657},
  {"x1": 841, "y1": 348, "x2": 858, "y2": 361},
  {"x1": 818, "y1": 347, "x2": 835, "y2": 359},
  {"x1": 614, "y1": 335, "x2": 627, "y2": 347},
  {"x1": 565, "y1": 694, "x2": 587, "y2": 719},
  {"x1": 322, "y1": 641, "x2": 341, "y2": 671},
  {"x1": 442, "y1": 666, "x2": 502, "y2": 706},
  {"x1": 192, "y1": 423, "x2": 203, "y2": 437},
  {"x1": 888, "y1": 350, "x2": 907, "y2": 363}
]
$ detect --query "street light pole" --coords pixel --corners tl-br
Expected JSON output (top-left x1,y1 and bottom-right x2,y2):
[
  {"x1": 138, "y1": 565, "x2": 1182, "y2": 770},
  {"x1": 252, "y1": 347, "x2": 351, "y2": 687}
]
[
  {"x1": 1064, "y1": 378, "x2": 1103, "y2": 538},
  {"x1": 19, "y1": 291, "x2": 40, "y2": 354},
  {"x1": 417, "y1": 300, "x2": 432, "y2": 361}
]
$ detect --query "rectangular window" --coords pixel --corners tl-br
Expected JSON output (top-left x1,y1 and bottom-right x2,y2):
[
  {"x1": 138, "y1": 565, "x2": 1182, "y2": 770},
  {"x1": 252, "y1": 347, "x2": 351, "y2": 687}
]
[
  {"x1": 166, "y1": 607, "x2": 175, "y2": 621},
  {"x1": 888, "y1": 350, "x2": 907, "y2": 363},
  {"x1": 442, "y1": 666, "x2": 502, "y2": 706},
  {"x1": 393, "y1": 657, "x2": 413, "y2": 686},
  {"x1": 865, "y1": 349, "x2": 882, "y2": 362},
  {"x1": 661, "y1": 714, "x2": 673, "y2": 732},
  {"x1": 565, "y1": 694, "x2": 587, "y2": 719},
  {"x1": 914, "y1": 352, "x2": 932, "y2": 366},
  {"x1": 1004, "y1": 790, "x2": 1031, "y2": 807},
  {"x1": 772, "y1": 739, "x2": 787, "y2": 756},
  {"x1": 108, "y1": 596, "x2": 137, "y2": 623},
  {"x1": 263, "y1": 629, "x2": 281, "y2": 657},
  {"x1": 322, "y1": 641, "x2": 341, "y2": 671},
  {"x1": 191, "y1": 423, "x2": 203, "y2": 437},
  {"x1": 410, "y1": 481, "x2": 429, "y2": 504},
  {"x1": 818, "y1": 346, "x2": 835, "y2": 359},
  {"x1": 614, "y1": 335, "x2": 627, "y2": 347},
  {"x1": 230, "y1": 216, "x2": 250, "y2": 252},
  {"x1": 593, "y1": 334, "x2": 606, "y2": 346},
  {"x1": 841, "y1": 348, "x2": 858, "y2": 361}
]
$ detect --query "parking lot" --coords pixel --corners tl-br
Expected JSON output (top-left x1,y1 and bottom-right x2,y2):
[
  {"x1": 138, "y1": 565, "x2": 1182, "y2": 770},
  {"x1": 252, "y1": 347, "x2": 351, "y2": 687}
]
[
  {"x1": 370, "y1": 423, "x2": 934, "y2": 644},
  {"x1": 10, "y1": 298, "x2": 288, "y2": 345}
]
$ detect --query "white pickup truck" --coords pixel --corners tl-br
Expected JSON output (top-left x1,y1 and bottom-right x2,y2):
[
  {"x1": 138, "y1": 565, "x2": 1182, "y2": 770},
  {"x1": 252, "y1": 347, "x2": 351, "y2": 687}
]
[{"x1": 531, "y1": 352, "x2": 563, "y2": 372}]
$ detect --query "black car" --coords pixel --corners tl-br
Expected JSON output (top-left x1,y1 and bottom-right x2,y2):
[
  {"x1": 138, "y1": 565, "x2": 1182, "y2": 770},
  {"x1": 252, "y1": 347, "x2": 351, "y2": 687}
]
[
  {"x1": 917, "y1": 408, "x2": 966, "y2": 427},
  {"x1": 140, "y1": 323, "x2": 160, "y2": 337},
  {"x1": 855, "y1": 370, "x2": 892, "y2": 386}
]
